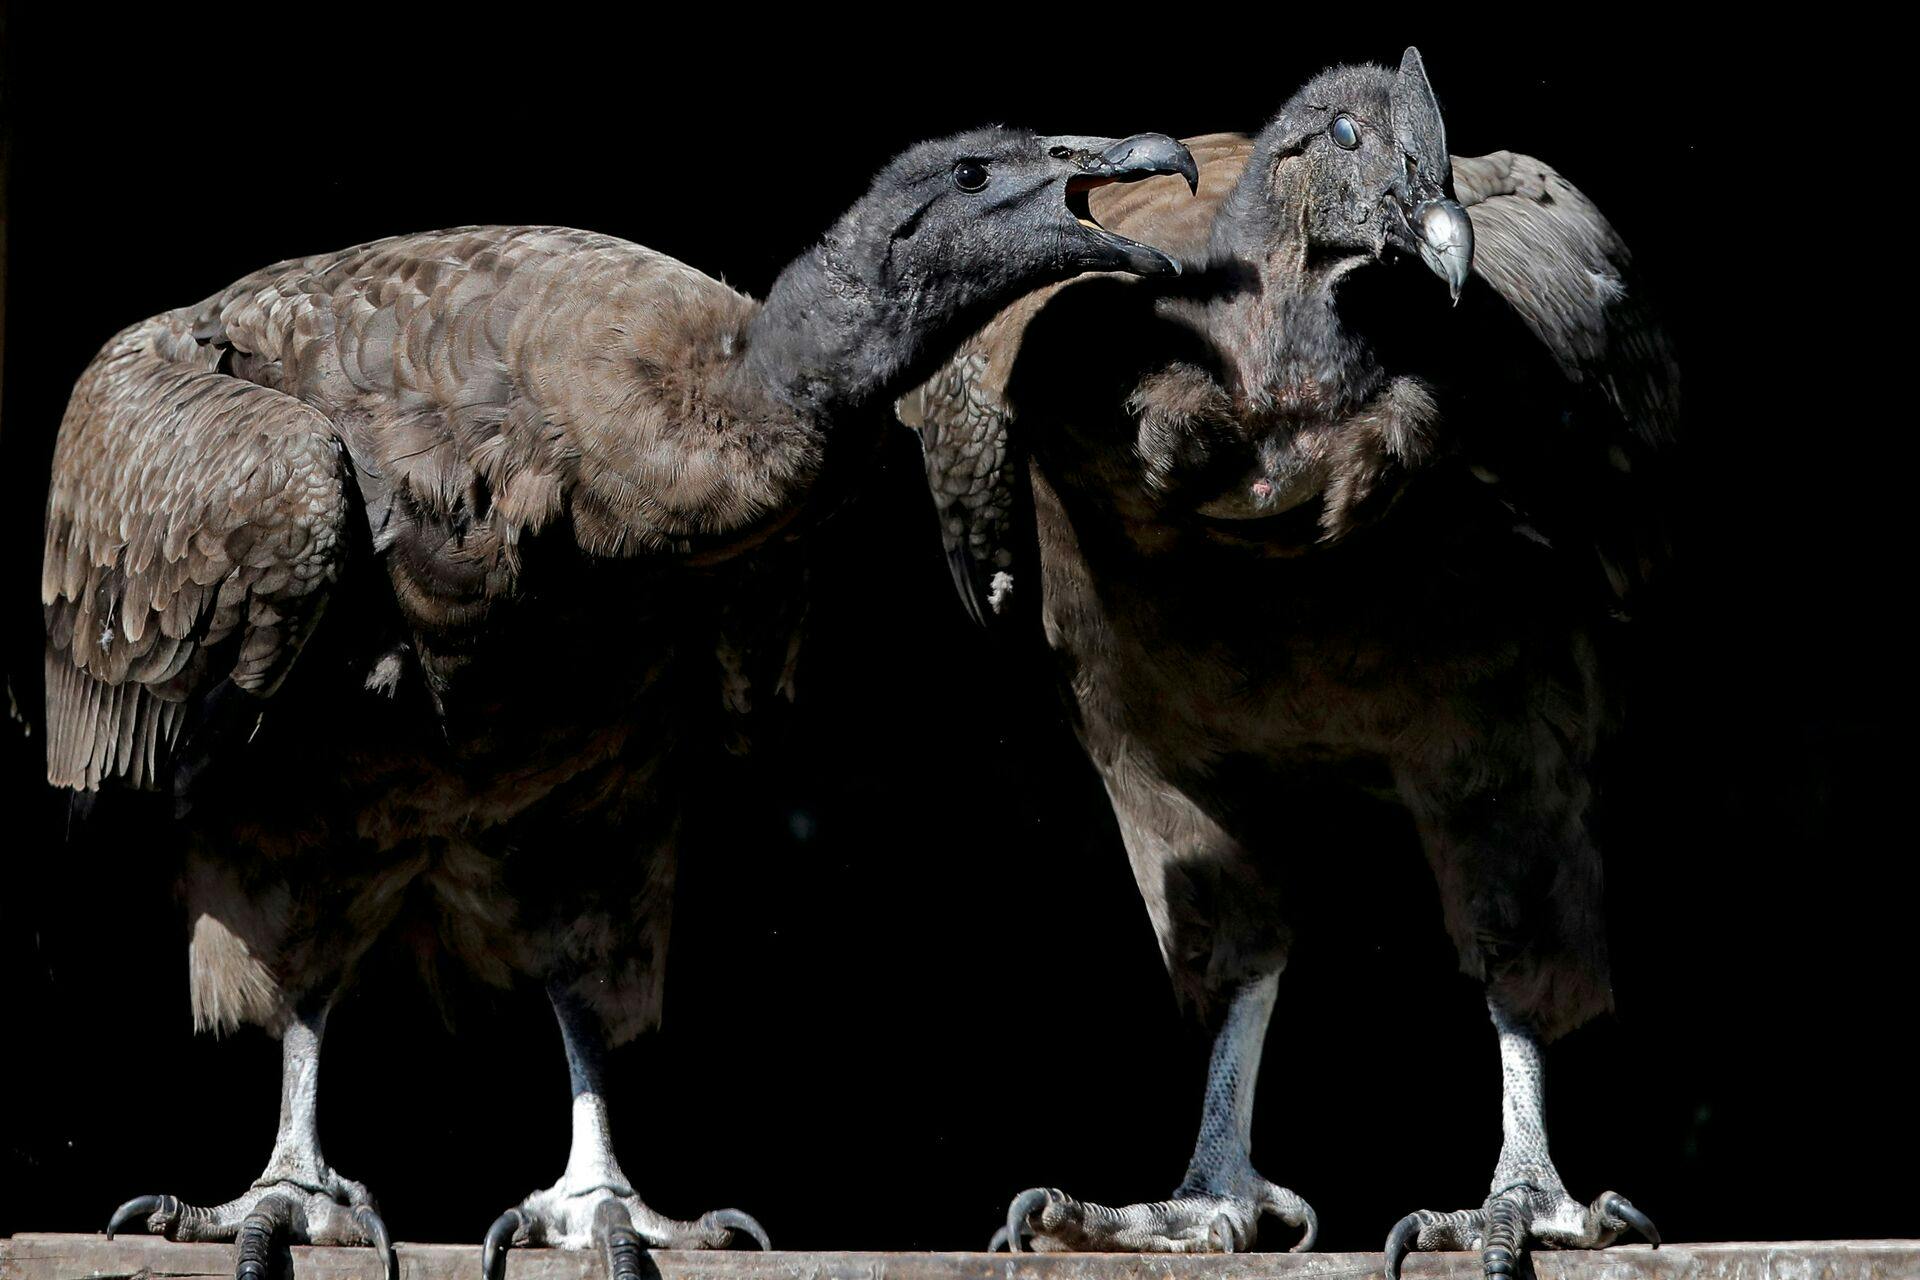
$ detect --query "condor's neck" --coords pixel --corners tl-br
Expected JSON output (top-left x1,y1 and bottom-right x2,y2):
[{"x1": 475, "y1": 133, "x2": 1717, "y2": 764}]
[
  {"x1": 1203, "y1": 231, "x2": 1383, "y2": 417},
  {"x1": 738, "y1": 235, "x2": 924, "y2": 423},
  {"x1": 1196, "y1": 156, "x2": 1385, "y2": 415}
]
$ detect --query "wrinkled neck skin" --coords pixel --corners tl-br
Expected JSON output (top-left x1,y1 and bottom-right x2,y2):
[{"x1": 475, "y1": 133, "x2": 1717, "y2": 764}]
[
  {"x1": 740, "y1": 218, "x2": 967, "y2": 422},
  {"x1": 1200, "y1": 154, "x2": 1386, "y2": 417}
]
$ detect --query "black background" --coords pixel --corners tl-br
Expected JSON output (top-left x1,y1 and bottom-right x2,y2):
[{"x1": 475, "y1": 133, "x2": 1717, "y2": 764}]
[{"x1": 1, "y1": 11, "x2": 1910, "y2": 1255}]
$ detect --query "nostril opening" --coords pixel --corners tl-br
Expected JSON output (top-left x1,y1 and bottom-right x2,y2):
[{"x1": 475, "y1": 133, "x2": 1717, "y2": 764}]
[{"x1": 1049, "y1": 146, "x2": 1074, "y2": 160}]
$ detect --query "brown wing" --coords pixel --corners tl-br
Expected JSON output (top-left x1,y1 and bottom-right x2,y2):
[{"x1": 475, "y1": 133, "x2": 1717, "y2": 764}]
[
  {"x1": 43, "y1": 312, "x2": 352, "y2": 791},
  {"x1": 900, "y1": 134, "x2": 1253, "y2": 624},
  {"x1": 1452, "y1": 151, "x2": 1677, "y2": 450},
  {"x1": 1449, "y1": 151, "x2": 1679, "y2": 607}
]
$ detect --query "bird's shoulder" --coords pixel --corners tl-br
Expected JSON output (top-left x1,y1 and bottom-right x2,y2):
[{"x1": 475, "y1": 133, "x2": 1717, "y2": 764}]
[
  {"x1": 194, "y1": 226, "x2": 808, "y2": 565},
  {"x1": 196, "y1": 225, "x2": 755, "y2": 428}
]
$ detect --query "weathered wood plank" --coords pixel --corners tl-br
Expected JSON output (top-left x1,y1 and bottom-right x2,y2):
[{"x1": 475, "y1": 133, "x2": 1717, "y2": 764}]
[{"x1": 2, "y1": 1236, "x2": 1915, "y2": 1280}]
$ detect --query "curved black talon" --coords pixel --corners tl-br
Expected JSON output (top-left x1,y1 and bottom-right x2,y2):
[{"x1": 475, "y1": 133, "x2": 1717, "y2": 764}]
[
  {"x1": 1603, "y1": 1194, "x2": 1660, "y2": 1247},
  {"x1": 596, "y1": 1202, "x2": 643, "y2": 1280},
  {"x1": 702, "y1": 1208, "x2": 771, "y2": 1251},
  {"x1": 1383, "y1": 1209, "x2": 1481, "y2": 1280},
  {"x1": 483, "y1": 1208, "x2": 528, "y2": 1280},
  {"x1": 1284, "y1": 1201, "x2": 1319, "y2": 1253},
  {"x1": 1002, "y1": 1188, "x2": 1051, "y2": 1255},
  {"x1": 235, "y1": 1194, "x2": 296, "y2": 1280},
  {"x1": 1383, "y1": 1212, "x2": 1420, "y2": 1280},
  {"x1": 106, "y1": 1194, "x2": 177, "y2": 1240},
  {"x1": 355, "y1": 1206, "x2": 396, "y2": 1280}
]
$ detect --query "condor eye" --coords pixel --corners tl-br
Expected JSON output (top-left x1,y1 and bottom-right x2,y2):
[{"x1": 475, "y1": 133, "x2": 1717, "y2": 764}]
[
  {"x1": 953, "y1": 161, "x2": 990, "y2": 192},
  {"x1": 1329, "y1": 115, "x2": 1360, "y2": 149}
]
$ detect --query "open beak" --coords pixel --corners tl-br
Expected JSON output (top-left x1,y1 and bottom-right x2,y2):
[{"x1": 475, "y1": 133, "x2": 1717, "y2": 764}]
[
  {"x1": 1412, "y1": 198, "x2": 1473, "y2": 303},
  {"x1": 1041, "y1": 132, "x2": 1199, "y2": 277}
]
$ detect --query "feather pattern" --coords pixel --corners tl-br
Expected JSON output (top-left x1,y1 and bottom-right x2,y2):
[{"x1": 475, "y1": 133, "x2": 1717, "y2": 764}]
[{"x1": 42, "y1": 311, "x2": 349, "y2": 790}]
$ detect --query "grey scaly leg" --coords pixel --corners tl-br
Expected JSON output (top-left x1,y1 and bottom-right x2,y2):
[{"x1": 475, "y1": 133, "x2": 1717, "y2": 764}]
[
  {"x1": 1384, "y1": 995, "x2": 1659, "y2": 1280},
  {"x1": 995, "y1": 972, "x2": 1316, "y2": 1253},
  {"x1": 482, "y1": 987, "x2": 768, "y2": 1280},
  {"x1": 106, "y1": 1006, "x2": 394, "y2": 1280}
]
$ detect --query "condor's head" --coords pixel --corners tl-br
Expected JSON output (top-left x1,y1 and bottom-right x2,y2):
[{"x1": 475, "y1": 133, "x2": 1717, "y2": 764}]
[{"x1": 1225, "y1": 48, "x2": 1473, "y2": 301}]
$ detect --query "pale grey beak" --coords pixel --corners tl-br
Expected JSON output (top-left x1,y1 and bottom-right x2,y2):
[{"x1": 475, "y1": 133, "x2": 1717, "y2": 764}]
[{"x1": 1413, "y1": 199, "x2": 1474, "y2": 303}]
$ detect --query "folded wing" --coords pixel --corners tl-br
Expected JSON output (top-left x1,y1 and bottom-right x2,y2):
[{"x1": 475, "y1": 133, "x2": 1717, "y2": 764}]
[{"x1": 43, "y1": 313, "x2": 353, "y2": 791}]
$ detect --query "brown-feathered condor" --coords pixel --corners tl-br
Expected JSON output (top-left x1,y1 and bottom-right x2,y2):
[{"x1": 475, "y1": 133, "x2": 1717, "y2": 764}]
[
  {"x1": 41, "y1": 127, "x2": 1197, "y2": 1280},
  {"x1": 902, "y1": 50, "x2": 1674, "y2": 1278}
]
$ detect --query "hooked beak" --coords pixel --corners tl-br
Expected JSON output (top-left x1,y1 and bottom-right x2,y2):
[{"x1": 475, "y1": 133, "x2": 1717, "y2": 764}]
[
  {"x1": 1412, "y1": 198, "x2": 1474, "y2": 303},
  {"x1": 1073, "y1": 133, "x2": 1201, "y2": 193},
  {"x1": 1386, "y1": 47, "x2": 1469, "y2": 301},
  {"x1": 1040, "y1": 132, "x2": 1199, "y2": 277}
]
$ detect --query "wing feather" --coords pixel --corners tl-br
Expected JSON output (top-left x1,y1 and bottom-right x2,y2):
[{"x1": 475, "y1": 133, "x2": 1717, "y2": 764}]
[
  {"x1": 1453, "y1": 150, "x2": 1678, "y2": 448},
  {"x1": 43, "y1": 312, "x2": 353, "y2": 791},
  {"x1": 1450, "y1": 150, "x2": 1680, "y2": 607}
]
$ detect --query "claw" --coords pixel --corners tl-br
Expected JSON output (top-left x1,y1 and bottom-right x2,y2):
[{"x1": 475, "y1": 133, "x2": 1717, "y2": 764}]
[
  {"x1": 235, "y1": 1194, "x2": 295, "y2": 1280},
  {"x1": 1207, "y1": 1213, "x2": 1236, "y2": 1253},
  {"x1": 595, "y1": 1201, "x2": 643, "y2": 1280},
  {"x1": 1602, "y1": 1193, "x2": 1660, "y2": 1247},
  {"x1": 106, "y1": 1194, "x2": 175, "y2": 1240},
  {"x1": 986, "y1": 1226, "x2": 1014, "y2": 1253},
  {"x1": 355, "y1": 1206, "x2": 396, "y2": 1280},
  {"x1": 1002, "y1": 1188, "x2": 1051, "y2": 1255},
  {"x1": 483, "y1": 1208, "x2": 527, "y2": 1280},
  {"x1": 1269, "y1": 1195, "x2": 1317, "y2": 1252},
  {"x1": 1383, "y1": 1209, "x2": 1483, "y2": 1280},
  {"x1": 1383, "y1": 1213, "x2": 1421, "y2": 1280},
  {"x1": 700, "y1": 1208, "x2": 771, "y2": 1251}
]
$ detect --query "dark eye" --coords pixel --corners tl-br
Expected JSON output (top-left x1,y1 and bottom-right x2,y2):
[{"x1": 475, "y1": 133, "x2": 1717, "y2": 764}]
[
  {"x1": 952, "y1": 161, "x2": 989, "y2": 192},
  {"x1": 1329, "y1": 115, "x2": 1360, "y2": 149}
]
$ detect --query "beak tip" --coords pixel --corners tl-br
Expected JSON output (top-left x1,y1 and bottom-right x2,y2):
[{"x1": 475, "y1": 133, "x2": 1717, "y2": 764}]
[{"x1": 1411, "y1": 198, "x2": 1474, "y2": 303}]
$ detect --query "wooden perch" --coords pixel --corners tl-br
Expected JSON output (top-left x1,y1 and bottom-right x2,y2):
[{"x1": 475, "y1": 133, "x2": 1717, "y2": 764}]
[{"x1": 4, "y1": 1235, "x2": 1917, "y2": 1280}]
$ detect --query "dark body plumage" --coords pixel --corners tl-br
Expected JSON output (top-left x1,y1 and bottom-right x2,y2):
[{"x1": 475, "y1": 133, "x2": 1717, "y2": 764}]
[
  {"x1": 42, "y1": 127, "x2": 1198, "y2": 1274},
  {"x1": 907, "y1": 55, "x2": 1674, "y2": 1269}
]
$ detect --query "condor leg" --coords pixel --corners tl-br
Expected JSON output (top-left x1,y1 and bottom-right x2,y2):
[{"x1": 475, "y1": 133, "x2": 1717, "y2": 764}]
[
  {"x1": 1384, "y1": 996, "x2": 1659, "y2": 1279},
  {"x1": 106, "y1": 1006, "x2": 393, "y2": 1280},
  {"x1": 995, "y1": 970, "x2": 1316, "y2": 1253},
  {"x1": 993, "y1": 758, "x2": 1317, "y2": 1251},
  {"x1": 1387, "y1": 746, "x2": 1656, "y2": 1280},
  {"x1": 481, "y1": 986, "x2": 768, "y2": 1280}
]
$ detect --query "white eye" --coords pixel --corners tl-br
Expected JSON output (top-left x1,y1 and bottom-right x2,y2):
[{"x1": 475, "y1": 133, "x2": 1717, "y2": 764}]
[{"x1": 1329, "y1": 115, "x2": 1360, "y2": 149}]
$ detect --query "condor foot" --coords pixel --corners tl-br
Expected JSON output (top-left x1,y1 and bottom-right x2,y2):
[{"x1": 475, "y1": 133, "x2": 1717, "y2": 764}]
[
  {"x1": 1384, "y1": 1184, "x2": 1658, "y2": 1280},
  {"x1": 990, "y1": 1183, "x2": 1316, "y2": 1254},
  {"x1": 106, "y1": 1180, "x2": 393, "y2": 1280},
  {"x1": 483, "y1": 1189, "x2": 768, "y2": 1280}
]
